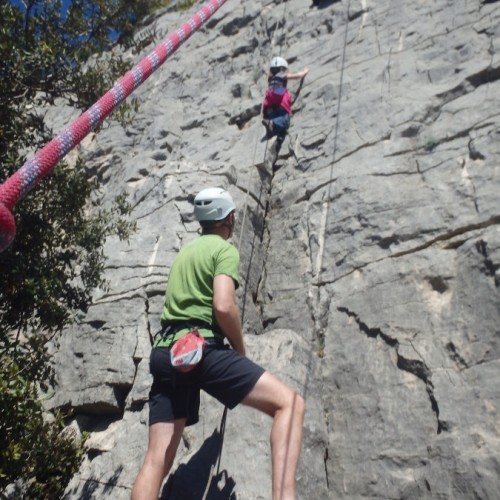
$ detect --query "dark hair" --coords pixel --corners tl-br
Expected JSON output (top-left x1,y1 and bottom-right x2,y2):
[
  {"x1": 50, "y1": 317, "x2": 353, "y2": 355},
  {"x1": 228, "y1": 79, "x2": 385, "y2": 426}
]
[
  {"x1": 199, "y1": 219, "x2": 218, "y2": 230},
  {"x1": 270, "y1": 66, "x2": 286, "y2": 76},
  {"x1": 199, "y1": 212, "x2": 233, "y2": 231}
]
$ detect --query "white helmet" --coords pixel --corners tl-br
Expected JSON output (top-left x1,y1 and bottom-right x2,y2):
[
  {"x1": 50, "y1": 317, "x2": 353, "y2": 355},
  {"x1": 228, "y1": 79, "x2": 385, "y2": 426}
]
[
  {"x1": 194, "y1": 188, "x2": 236, "y2": 222},
  {"x1": 270, "y1": 56, "x2": 288, "y2": 69}
]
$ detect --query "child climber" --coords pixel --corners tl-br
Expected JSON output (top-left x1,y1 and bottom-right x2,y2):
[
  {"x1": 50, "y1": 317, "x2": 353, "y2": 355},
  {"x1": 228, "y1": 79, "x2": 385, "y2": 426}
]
[{"x1": 261, "y1": 56, "x2": 310, "y2": 147}]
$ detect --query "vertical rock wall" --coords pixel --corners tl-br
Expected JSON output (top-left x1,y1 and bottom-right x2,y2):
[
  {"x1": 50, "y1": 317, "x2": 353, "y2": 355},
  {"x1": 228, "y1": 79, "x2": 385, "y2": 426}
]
[{"x1": 40, "y1": 0, "x2": 500, "y2": 498}]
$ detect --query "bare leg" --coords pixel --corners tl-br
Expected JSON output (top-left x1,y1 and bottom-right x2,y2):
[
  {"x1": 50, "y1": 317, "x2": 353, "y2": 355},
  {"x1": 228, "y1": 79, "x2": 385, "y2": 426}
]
[
  {"x1": 241, "y1": 371, "x2": 305, "y2": 500},
  {"x1": 131, "y1": 419, "x2": 186, "y2": 500}
]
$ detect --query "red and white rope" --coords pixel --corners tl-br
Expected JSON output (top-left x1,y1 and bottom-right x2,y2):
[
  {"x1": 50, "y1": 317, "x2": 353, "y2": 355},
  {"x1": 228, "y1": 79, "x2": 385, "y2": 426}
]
[{"x1": 0, "y1": 0, "x2": 229, "y2": 252}]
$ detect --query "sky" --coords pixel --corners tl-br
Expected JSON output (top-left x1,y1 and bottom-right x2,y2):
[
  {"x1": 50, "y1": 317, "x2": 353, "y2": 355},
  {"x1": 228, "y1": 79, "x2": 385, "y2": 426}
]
[
  {"x1": 6, "y1": 0, "x2": 121, "y2": 43},
  {"x1": 7, "y1": 0, "x2": 74, "y2": 17}
]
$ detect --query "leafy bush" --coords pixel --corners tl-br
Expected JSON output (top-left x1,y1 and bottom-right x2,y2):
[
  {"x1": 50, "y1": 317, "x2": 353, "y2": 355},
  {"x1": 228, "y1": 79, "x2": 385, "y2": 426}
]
[
  {"x1": 0, "y1": 0, "x2": 169, "y2": 496},
  {"x1": 0, "y1": 336, "x2": 87, "y2": 498}
]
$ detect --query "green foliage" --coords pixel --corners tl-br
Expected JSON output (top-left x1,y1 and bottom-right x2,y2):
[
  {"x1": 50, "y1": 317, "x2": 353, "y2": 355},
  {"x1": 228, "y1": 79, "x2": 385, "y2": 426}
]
[
  {"x1": 0, "y1": 336, "x2": 87, "y2": 499},
  {"x1": 0, "y1": 0, "x2": 171, "y2": 496},
  {"x1": 0, "y1": 0, "x2": 169, "y2": 152},
  {"x1": 0, "y1": 161, "x2": 137, "y2": 333},
  {"x1": 177, "y1": 0, "x2": 199, "y2": 11}
]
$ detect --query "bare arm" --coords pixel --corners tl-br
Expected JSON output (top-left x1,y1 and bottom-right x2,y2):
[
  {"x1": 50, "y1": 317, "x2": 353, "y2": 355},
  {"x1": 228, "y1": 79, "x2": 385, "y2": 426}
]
[
  {"x1": 213, "y1": 274, "x2": 245, "y2": 356},
  {"x1": 287, "y1": 66, "x2": 310, "y2": 80}
]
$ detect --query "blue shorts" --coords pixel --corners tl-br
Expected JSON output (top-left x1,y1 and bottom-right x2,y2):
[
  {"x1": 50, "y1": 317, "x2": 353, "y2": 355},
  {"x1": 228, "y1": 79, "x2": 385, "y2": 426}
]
[
  {"x1": 148, "y1": 344, "x2": 265, "y2": 426},
  {"x1": 267, "y1": 107, "x2": 290, "y2": 140}
]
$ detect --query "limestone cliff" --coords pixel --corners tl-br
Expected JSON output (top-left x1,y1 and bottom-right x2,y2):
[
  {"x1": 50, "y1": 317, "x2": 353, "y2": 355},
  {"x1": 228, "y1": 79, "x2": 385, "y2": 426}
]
[{"x1": 43, "y1": 0, "x2": 500, "y2": 498}]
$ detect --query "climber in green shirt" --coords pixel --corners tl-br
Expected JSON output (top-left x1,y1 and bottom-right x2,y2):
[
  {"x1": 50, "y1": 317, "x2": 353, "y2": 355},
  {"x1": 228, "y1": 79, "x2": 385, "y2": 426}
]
[{"x1": 132, "y1": 187, "x2": 305, "y2": 500}]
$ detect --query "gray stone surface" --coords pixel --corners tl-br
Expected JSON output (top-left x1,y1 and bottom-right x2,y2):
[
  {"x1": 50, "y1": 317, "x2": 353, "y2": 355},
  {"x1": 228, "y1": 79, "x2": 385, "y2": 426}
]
[{"x1": 37, "y1": 0, "x2": 500, "y2": 498}]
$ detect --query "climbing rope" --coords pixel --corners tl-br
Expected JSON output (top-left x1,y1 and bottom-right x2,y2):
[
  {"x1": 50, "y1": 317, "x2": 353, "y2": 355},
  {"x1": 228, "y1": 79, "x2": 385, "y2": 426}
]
[
  {"x1": 201, "y1": 4, "x2": 291, "y2": 495},
  {"x1": 200, "y1": 127, "x2": 263, "y2": 497},
  {"x1": 315, "y1": 0, "x2": 350, "y2": 286},
  {"x1": 278, "y1": 0, "x2": 289, "y2": 57},
  {"x1": 201, "y1": 406, "x2": 228, "y2": 500},
  {"x1": 265, "y1": 0, "x2": 288, "y2": 57},
  {"x1": 0, "y1": 0, "x2": 231, "y2": 253},
  {"x1": 237, "y1": 0, "x2": 291, "y2": 314},
  {"x1": 201, "y1": 1, "x2": 350, "y2": 496}
]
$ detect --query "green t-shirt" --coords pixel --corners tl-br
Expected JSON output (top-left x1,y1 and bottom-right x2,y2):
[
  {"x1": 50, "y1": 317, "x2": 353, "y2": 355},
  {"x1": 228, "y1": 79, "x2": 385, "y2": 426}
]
[{"x1": 160, "y1": 234, "x2": 240, "y2": 339}]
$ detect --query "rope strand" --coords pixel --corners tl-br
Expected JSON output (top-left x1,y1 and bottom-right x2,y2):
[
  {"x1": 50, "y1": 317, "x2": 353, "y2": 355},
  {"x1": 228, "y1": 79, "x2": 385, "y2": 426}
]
[
  {"x1": 202, "y1": 2, "x2": 292, "y2": 492},
  {"x1": 0, "y1": 0, "x2": 230, "y2": 253},
  {"x1": 315, "y1": 0, "x2": 350, "y2": 285}
]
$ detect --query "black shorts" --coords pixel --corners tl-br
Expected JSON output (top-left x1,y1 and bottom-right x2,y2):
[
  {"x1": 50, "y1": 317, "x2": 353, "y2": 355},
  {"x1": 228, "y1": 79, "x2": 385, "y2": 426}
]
[{"x1": 148, "y1": 344, "x2": 265, "y2": 426}]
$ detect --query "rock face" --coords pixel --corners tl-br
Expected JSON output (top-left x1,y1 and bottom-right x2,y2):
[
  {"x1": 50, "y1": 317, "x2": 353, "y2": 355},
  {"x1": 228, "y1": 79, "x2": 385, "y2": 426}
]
[{"x1": 41, "y1": 0, "x2": 500, "y2": 498}]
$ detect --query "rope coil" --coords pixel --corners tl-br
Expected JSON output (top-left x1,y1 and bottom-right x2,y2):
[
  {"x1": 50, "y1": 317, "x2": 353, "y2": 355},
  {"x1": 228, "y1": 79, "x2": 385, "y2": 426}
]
[{"x1": 0, "y1": 0, "x2": 230, "y2": 253}]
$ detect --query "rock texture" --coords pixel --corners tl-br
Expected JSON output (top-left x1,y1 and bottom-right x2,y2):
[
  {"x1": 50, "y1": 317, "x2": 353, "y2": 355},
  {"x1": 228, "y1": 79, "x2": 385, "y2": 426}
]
[{"x1": 40, "y1": 0, "x2": 500, "y2": 498}]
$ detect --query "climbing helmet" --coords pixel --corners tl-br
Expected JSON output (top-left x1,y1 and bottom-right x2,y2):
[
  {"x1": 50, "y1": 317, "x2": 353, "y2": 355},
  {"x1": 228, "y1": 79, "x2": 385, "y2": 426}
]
[
  {"x1": 194, "y1": 188, "x2": 236, "y2": 221},
  {"x1": 270, "y1": 56, "x2": 288, "y2": 69}
]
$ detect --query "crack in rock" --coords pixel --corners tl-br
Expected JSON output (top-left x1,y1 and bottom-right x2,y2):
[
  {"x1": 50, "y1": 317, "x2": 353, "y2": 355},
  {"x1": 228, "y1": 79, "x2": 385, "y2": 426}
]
[
  {"x1": 243, "y1": 160, "x2": 273, "y2": 326},
  {"x1": 337, "y1": 306, "x2": 448, "y2": 434},
  {"x1": 445, "y1": 341, "x2": 468, "y2": 370},
  {"x1": 390, "y1": 215, "x2": 500, "y2": 258},
  {"x1": 476, "y1": 239, "x2": 500, "y2": 286},
  {"x1": 436, "y1": 63, "x2": 500, "y2": 105}
]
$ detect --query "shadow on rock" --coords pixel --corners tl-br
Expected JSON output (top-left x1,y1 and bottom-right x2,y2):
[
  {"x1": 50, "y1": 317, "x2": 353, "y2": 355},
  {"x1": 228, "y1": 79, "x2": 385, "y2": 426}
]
[
  {"x1": 160, "y1": 429, "x2": 236, "y2": 500},
  {"x1": 311, "y1": 0, "x2": 341, "y2": 9},
  {"x1": 70, "y1": 465, "x2": 123, "y2": 500}
]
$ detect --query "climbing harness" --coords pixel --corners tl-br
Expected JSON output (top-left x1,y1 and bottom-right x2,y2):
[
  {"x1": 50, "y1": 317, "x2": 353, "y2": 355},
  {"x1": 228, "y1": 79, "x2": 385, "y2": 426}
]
[
  {"x1": 263, "y1": 71, "x2": 291, "y2": 117},
  {"x1": 0, "y1": 0, "x2": 230, "y2": 253}
]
